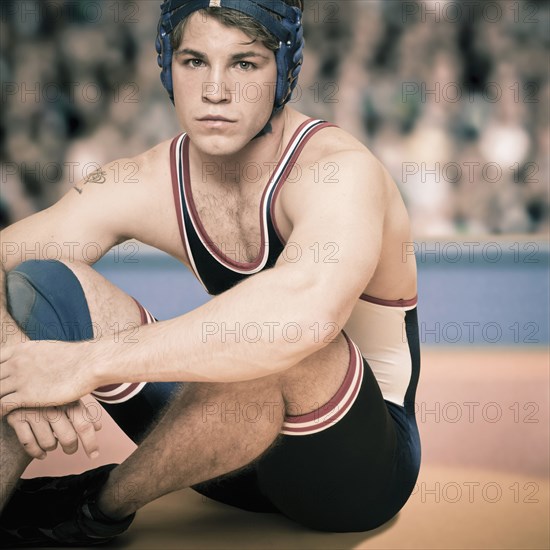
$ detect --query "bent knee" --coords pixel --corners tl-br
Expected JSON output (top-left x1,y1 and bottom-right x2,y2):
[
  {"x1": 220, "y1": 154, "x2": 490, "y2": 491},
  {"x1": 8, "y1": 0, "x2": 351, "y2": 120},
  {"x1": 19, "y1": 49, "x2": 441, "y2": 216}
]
[
  {"x1": 279, "y1": 332, "x2": 350, "y2": 417},
  {"x1": 6, "y1": 259, "x2": 94, "y2": 341}
]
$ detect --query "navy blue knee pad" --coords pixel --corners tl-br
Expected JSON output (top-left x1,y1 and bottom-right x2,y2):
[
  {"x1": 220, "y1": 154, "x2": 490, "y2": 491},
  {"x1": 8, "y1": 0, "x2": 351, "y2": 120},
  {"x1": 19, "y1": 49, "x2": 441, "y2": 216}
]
[
  {"x1": 7, "y1": 260, "x2": 94, "y2": 342},
  {"x1": 5, "y1": 259, "x2": 179, "y2": 443}
]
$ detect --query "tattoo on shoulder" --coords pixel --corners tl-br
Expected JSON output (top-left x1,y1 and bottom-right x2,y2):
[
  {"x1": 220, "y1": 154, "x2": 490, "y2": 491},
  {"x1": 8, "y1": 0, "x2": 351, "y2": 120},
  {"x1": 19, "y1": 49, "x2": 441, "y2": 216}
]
[{"x1": 73, "y1": 168, "x2": 107, "y2": 194}]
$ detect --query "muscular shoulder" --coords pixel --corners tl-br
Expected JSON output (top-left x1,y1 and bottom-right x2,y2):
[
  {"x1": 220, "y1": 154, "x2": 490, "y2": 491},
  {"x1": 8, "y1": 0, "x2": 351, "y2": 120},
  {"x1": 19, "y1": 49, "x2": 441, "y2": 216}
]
[
  {"x1": 107, "y1": 137, "x2": 174, "y2": 221},
  {"x1": 300, "y1": 125, "x2": 383, "y2": 175},
  {"x1": 112, "y1": 136, "x2": 186, "y2": 249},
  {"x1": 72, "y1": 137, "x2": 173, "y2": 201},
  {"x1": 68, "y1": 136, "x2": 178, "y2": 247},
  {"x1": 129, "y1": 137, "x2": 174, "y2": 186},
  {"x1": 279, "y1": 124, "x2": 391, "y2": 226}
]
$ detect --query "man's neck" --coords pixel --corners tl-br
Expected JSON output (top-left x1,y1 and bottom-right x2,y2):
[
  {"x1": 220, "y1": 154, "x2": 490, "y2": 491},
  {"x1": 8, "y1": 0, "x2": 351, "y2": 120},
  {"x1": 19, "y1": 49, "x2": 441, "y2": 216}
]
[{"x1": 188, "y1": 110, "x2": 291, "y2": 189}]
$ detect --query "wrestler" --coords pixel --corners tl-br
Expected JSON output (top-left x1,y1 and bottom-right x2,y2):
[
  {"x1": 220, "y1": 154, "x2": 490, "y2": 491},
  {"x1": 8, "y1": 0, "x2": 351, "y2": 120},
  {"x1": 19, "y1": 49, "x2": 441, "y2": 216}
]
[{"x1": 0, "y1": 1, "x2": 420, "y2": 546}]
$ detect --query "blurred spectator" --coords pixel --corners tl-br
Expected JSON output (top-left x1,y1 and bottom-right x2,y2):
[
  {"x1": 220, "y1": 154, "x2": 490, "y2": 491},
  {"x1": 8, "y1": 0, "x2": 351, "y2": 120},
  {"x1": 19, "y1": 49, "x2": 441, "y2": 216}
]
[{"x1": 1, "y1": 0, "x2": 548, "y2": 235}]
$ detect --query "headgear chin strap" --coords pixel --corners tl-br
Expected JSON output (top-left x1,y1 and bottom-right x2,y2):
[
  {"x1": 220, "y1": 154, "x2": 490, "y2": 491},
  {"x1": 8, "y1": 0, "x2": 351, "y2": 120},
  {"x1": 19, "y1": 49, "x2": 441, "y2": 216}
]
[{"x1": 156, "y1": 0, "x2": 304, "y2": 134}]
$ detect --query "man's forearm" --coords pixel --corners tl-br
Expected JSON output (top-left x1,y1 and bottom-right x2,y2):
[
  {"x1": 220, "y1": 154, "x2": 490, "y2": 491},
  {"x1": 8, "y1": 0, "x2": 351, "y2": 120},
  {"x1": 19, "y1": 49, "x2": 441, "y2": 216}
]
[{"x1": 91, "y1": 264, "x2": 337, "y2": 386}]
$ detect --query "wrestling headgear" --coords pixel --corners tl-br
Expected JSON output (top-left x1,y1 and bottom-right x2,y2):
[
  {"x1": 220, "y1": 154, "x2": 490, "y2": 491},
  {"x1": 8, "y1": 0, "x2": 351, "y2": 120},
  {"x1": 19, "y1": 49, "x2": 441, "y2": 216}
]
[{"x1": 156, "y1": 0, "x2": 304, "y2": 119}]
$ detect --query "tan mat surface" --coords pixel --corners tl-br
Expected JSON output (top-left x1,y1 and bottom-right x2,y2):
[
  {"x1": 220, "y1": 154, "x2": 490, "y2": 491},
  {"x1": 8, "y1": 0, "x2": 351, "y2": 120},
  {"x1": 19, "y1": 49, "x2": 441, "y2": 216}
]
[
  {"x1": 116, "y1": 465, "x2": 549, "y2": 550},
  {"x1": 23, "y1": 347, "x2": 550, "y2": 549}
]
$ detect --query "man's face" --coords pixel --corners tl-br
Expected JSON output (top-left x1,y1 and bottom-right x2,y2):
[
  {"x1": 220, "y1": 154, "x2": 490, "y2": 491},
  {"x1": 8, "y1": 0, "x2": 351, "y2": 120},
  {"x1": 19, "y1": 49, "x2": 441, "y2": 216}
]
[{"x1": 172, "y1": 12, "x2": 278, "y2": 156}]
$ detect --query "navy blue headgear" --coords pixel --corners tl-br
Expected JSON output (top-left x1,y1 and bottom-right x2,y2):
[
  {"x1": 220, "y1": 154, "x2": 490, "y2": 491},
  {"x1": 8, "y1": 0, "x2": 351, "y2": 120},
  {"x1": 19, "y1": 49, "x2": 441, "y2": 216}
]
[{"x1": 156, "y1": 0, "x2": 304, "y2": 117}]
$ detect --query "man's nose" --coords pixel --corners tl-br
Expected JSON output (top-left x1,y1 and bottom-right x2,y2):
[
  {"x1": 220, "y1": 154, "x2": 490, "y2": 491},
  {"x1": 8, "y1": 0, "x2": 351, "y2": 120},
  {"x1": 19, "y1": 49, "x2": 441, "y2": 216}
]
[{"x1": 202, "y1": 68, "x2": 236, "y2": 103}]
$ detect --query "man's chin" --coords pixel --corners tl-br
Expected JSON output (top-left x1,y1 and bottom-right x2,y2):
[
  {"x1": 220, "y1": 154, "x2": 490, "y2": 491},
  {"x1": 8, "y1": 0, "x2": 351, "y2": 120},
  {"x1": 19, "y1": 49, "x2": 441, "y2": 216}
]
[
  {"x1": 195, "y1": 136, "x2": 242, "y2": 157},
  {"x1": 191, "y1": 130, "x2": 259, "y2": 157}
]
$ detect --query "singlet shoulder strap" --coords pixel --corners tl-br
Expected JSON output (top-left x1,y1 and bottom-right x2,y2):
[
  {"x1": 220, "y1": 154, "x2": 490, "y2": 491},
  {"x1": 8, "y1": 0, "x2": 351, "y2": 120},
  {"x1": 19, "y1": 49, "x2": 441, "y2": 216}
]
[
  {"x1": 269, "y1": 119, "x2": 338, "y2": 190},
  {"x1": 169, "y1": 133, "x2": 189, "y2": 257},
  {"x1": 266, "y1": 119, "x2": 338, "y2": 244}
]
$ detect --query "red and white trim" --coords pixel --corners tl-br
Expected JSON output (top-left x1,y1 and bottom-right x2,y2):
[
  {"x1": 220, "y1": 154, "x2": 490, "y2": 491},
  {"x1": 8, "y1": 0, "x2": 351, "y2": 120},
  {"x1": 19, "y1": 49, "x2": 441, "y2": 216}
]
[
  {"x1": 92, "y1": 382, "x2": 147, "y2": 404},
  {"x1": 170, "y1": 119, "x2": 335, "y2": 278},
  {"x1": 91, "y1": 300, "x2": 156, "y2": 405},
  {"x1": 170, "y1": 134, "x2": 210, "y2": 293},
  {"x1": 344, "y1": 296, "x2": 417, "y2": 407},
  {"x1": 360, "y1": 293, "x2": 418, "y2": 310},
  {"x1": 269, "y1": 121, "x2": 336, "y2": 244},
  {"x1": 281, "y1": 334, "x2": 364, "y2": 436}
]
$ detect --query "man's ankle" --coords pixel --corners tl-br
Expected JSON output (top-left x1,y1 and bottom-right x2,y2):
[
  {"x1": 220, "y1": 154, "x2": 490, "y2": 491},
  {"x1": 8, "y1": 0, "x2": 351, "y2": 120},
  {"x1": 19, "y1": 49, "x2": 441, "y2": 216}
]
[{"x1": 95, "y1": 472, "x2": 136, "y2": 521}]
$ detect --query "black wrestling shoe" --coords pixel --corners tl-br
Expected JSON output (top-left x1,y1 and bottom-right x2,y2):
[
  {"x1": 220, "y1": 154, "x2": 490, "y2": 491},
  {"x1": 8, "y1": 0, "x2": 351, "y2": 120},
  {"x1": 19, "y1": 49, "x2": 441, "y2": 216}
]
[{"x1": 0, "y1": 464, "x2": 135, "y2": 548}]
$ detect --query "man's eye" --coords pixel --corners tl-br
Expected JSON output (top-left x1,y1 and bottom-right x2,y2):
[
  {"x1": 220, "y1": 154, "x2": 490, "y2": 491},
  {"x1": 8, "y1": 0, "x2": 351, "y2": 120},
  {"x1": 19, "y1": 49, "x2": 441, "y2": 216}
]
[
  {"x1": 237, "y1": 61, "x2": 255, "y2": 70},
  {"x1": 187, "y1": 59, "x2": 204, "y2": 68}
]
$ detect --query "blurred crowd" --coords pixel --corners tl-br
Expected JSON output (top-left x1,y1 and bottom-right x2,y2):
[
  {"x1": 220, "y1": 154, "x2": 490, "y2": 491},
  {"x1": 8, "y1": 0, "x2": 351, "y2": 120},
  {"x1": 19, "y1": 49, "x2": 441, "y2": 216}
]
[{"x1": 1, "y1": 0, "x2": 548, "y2": 236}]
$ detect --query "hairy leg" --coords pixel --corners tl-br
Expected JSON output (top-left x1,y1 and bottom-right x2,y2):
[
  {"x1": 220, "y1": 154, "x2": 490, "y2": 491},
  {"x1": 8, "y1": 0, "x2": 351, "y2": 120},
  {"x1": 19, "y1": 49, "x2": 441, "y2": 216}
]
[
  {"x1": 2, "y1": 258, "x2": 351, "y2": 523},
  {"x1": 0, "y1": 417, "x2": 29, "y2": 511},
  {"x1": 97, "y1": 332, "x2": 351, "y2": 519},
  {"x1": 0, "y1": 260, "x2": 143, "y2": 511},
  {"x1": 1, "y1": 274, "x2": 31, "y2": 510},
  {"x1": 60, "y1": 260, "x2": 143, "y2": 333}
]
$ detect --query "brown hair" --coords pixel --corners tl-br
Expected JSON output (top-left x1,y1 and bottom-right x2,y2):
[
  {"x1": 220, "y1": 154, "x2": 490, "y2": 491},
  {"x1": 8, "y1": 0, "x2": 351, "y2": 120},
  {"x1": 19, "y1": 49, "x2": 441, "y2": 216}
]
[{"x1": 170, "y1": 1, "x2": 304, "y2": 51}]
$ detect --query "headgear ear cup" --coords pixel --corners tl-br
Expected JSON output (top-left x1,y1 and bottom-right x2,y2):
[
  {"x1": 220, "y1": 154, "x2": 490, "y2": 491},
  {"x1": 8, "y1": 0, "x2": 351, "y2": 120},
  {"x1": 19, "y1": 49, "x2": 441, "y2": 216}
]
[
  {"x1": 156, "y1": 10, "x2": 175, "y2": 102},
  {"x1": 273, "y1": 6, "x2": 303, "y2": 112},
  {"x1": 155, "y1": 0, "x2": 304, "y2": 121}
]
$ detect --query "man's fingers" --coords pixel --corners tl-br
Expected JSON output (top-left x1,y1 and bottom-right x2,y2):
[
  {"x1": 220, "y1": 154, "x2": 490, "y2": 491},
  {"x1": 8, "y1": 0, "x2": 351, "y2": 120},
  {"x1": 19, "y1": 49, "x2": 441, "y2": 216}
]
[
  {"x1": 74, "y1": 420, "x2": 100, "y2": 459},
  {"x1": 4, "y1": 400, "x2": 101, "y2": 459},
  {"x1": 50, "y1": 415, "x2": 79, "y2": 455},
  {"x1": 0, "y1": 397, "x2": 20, "y2": 418},
  {"x1": 68, "y1": 402, "x2": 100, "y2": 459},
  {"x1": 27, "y1": 415, "x2": 58, "y2": 452},
  {"x1": 73, "y1": 400, "x2": 102, "y2": 433},
  {"x1": 6, "y1": 415, "x2": 46, "y2": 460},
  {"x1": 3, "y1": 399, "x2": 101, "y2": 457}
]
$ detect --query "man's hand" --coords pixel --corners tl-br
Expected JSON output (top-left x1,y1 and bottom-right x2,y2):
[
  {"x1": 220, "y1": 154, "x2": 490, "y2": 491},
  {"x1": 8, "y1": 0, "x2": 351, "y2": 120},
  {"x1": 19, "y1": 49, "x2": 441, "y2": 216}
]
[
  {"x1": 6, "y1": 400, "x2": 102, "y2": 460},
  {"x1": 0, "y1": 341, "x2": 96, "y2": 416}
]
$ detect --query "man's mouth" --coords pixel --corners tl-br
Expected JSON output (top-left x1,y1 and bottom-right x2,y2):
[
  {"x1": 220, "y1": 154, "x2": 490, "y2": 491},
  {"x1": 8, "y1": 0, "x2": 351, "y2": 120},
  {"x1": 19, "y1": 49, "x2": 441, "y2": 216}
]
[{"x1": 197, "y1": 115, "x2": 235, "y2": 122}]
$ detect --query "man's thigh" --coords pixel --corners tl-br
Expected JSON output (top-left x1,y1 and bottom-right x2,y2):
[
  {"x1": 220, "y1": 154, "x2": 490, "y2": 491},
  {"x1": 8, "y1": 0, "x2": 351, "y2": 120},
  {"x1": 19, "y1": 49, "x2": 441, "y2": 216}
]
[
  {"x1": 57, "y1": 259, "x2": 142, "y2": 336},
  {"x1": 192, "y1": 333, "x2": 402, "y2": 532},
  {"x1": 255, "y1": 351, "x2": 398, "y2": 532}
]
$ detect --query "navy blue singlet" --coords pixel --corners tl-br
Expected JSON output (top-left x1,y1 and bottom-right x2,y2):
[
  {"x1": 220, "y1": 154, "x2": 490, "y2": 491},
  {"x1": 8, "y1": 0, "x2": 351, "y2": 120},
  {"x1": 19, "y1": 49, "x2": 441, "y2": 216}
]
[{"x1": 170, "y1": 118, "x2": 337, "y2": 295}]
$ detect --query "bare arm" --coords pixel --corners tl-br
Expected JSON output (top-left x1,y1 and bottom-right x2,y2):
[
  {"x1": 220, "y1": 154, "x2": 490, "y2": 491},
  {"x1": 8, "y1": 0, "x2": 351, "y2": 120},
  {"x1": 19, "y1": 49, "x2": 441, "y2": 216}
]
[
  {"x1": 0, "y1": 159, "x2": 147, "y2": 451},
  {"x1": 89, "y1": 151, "x2": 387, "y2": 385},
  {"x1": 0, "y1": 150, "x2": 387, "y2": 408},
  {"x1": 0, "y1": 242, "x2": 104, "y2": 458},
  {"x1": 0, "y1": 159, "x2": 148, "y2": 273}
]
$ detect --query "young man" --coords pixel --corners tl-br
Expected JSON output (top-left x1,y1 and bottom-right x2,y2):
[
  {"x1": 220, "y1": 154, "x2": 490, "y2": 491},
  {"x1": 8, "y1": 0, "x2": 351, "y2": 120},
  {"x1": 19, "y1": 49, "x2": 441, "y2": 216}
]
[{"x1": 0, "y1": 0, "x2": 421, "y2": 546}]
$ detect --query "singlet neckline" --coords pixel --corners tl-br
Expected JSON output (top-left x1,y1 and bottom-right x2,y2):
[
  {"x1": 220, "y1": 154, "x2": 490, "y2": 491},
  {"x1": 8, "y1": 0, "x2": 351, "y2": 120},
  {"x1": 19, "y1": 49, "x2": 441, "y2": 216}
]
[{"x1": 182, "y1": 118, "x2": 323, "y2": 270}]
